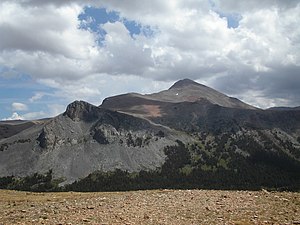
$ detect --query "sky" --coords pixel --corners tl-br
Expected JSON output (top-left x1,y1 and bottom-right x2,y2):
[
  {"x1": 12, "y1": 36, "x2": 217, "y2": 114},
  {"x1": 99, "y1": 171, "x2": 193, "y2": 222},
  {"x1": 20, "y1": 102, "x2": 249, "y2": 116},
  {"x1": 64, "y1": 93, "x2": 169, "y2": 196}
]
[{"x1": 0, "y1": 0, "x2": 300, "y2": 120}]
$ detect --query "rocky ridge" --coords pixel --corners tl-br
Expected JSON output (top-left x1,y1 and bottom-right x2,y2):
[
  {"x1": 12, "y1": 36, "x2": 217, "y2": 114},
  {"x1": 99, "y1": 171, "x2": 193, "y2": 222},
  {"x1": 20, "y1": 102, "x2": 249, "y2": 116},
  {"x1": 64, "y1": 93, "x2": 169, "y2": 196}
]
[
  {"x1": 0, "y1": 79, "x2": 299, "y2": 189},
  {"x1": 0, "y1": 100, "x2": 187, "y2": 184}
]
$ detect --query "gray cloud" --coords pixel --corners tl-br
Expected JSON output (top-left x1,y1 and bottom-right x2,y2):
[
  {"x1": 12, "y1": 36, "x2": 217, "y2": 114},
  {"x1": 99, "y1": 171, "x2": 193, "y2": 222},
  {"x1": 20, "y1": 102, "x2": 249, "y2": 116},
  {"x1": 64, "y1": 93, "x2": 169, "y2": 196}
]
[
  {"x1": 215, "y1": 0, "x2": 300, "y2": 12},
  {"x1": 259, "y1": 66, "x2": 300, "y2": 100},
  {"x1": 212, "y1": 64, "x2": 300, "y2": 108},
  {"x1": 0, "y1": 0, "x2": 300, "y2": 111}
]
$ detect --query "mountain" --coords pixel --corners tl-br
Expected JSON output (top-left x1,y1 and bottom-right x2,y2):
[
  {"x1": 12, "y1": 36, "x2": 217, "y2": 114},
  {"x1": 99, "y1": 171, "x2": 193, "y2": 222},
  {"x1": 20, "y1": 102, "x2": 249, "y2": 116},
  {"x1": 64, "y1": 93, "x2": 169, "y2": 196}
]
[
  {"x1": 0, "y1": 100, "x2": 188, "y2": 185},
  {"x1": 267, "y1": 106, "x2": 300, "y2": 111},
  {"x1": 102, "y1": 79, "x2": 300, "y2": 134},
  {"x1": 0, "y1": 79, "x2": 300, "y2": 191},
  {"x1": 0, "y1": 120, "x2": 36, "y2": 139},
  {"x1": 101, "y1": 79, "x2": 255, "y2": 119}
]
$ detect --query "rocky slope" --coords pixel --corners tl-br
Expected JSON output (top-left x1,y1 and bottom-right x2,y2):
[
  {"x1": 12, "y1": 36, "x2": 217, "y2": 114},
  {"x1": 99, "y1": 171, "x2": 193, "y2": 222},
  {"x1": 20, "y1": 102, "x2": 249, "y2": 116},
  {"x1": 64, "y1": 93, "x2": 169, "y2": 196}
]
[
  {"x1": 101, "y1": 79, "x2": 256, "y2": 119},
  {"x1": 0, "y1": 79, "x2": 299, "y2": 190},
  {"x1": 0, "y1": 101, "x2": 188, "y2": 184},
  {"x1": 0, "y1": 120, "x2": 36, "y2": 139}
]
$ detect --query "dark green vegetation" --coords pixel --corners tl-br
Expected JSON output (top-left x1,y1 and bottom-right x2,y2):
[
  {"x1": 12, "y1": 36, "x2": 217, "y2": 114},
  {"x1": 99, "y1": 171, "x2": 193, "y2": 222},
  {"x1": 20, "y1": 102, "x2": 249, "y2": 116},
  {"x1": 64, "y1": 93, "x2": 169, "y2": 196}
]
[
  {"x1": 65, "y1": 137, "x2": 300, "y2": 192},
  {"x1": 0, "y1": 170, "x2": 61, "y2": 192},
  {"x1": 1, "y1": 135, "x2": 299, "y2": 192}
]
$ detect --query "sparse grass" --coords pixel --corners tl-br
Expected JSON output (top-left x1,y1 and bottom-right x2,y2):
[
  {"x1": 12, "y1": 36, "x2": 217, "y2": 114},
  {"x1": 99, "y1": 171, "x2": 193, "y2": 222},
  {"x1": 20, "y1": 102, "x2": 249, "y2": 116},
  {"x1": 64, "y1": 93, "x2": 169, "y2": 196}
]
[{"x1": 0, "y1": 189, "x2": 299, "y2": 224}]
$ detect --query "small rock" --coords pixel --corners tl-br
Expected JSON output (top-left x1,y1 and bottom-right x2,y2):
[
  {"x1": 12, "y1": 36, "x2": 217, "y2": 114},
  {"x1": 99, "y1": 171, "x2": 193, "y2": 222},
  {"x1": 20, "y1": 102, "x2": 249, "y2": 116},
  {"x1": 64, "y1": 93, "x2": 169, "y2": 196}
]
[{"x1": 40, "y1": 215, "x2": 48, "y2": 220}]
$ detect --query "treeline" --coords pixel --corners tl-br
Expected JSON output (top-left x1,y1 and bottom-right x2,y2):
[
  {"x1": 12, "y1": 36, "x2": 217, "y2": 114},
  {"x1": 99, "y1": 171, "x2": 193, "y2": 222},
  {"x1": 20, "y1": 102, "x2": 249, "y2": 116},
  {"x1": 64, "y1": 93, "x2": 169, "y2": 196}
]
[
  {"x1": 65, "y1": 140, "x2": 300, "y2": 192},
  {"x1": 1, "y1": 139, "x2": 300, "y2": 192},
  {"x1": 0, "y1": 170, "x2": 61, "y2": 192}
]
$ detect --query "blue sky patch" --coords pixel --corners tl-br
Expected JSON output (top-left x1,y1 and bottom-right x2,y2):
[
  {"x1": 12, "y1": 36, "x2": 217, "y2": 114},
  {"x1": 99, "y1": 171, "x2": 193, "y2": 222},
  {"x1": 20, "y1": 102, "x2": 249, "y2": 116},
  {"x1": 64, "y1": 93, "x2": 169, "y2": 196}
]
[
  {"x1": 78, "y1": 7, "x2": 119, "y2": 44},
  {"x1": 216, "y1": 11, "x2": 242, "y2": 29},
  {"x1": 78, "y1": 6, "x2": 153, "y2": 43},
  {"x1": 0, "y1": 74, "x2": 56, "y2": 119},
  {"x1": 123, "y1": 19, "x2": 142, "y2": 36}
]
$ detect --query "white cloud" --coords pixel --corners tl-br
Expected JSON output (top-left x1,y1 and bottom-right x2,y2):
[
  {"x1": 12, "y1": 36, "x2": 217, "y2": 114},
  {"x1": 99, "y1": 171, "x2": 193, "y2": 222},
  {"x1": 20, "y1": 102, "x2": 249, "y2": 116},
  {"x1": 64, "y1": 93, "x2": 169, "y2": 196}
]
[
  {"x1": 2, "y1": 104, "x2": 66, "y2": 121},
  {"x1": 0, "y1": 2, "x2": 92, "y2": 57},
  {"x1": 29, "y1": 92, "x2": 46, "y2": 102},
  {"x1": 0, "y1": 0, "x2": 300, "y2": 110},
  {"x1": 0, "y1": 1, "x2": 99, "y2": 81},
  {"x1": 12, "y1": 102, "x2": 28, "y2": 111},
  {"x1": 39, "y1": 73, "x2": 173, "y2": 107},
  {"x1": 47, "y1": 104, "x2": 66, "y2": 117},
  {"x1": 3, "y1": 112, "x2": 23, "y2": 121}
]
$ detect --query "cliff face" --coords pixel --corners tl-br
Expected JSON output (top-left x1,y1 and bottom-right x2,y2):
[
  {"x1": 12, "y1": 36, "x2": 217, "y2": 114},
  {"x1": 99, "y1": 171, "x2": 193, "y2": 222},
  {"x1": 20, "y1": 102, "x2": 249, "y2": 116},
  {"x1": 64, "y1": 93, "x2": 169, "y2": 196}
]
[{"x1": 0, "y1": 79, "x2": 300, "y2": 188}]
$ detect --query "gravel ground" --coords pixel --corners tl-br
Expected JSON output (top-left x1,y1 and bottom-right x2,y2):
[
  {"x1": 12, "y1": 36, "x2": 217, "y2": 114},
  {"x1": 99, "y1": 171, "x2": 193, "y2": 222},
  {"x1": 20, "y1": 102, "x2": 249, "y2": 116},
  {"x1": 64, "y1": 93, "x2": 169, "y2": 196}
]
[{"x1": 0, "y1": 189, "x2": 299, "y2": 225}]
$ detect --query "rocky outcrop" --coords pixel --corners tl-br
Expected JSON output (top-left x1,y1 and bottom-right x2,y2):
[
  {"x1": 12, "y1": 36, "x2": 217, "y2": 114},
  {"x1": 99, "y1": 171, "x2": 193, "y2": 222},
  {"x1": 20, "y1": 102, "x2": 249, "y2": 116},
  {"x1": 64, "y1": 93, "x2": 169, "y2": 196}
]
[{"x1": 63, "y1": 100, "x2": 99, "y2": 121}]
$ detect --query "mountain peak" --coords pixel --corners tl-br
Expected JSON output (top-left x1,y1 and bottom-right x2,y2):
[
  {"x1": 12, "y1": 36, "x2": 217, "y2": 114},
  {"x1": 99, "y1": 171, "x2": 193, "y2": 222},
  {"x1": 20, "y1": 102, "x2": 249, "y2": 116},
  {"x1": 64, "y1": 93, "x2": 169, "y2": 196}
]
[
  {"x1": 63, "y1": 100, "x2": 99, "y2": 121},
  {"x1": 169, "y1": 79, "x2": 201, "y2": 90}
]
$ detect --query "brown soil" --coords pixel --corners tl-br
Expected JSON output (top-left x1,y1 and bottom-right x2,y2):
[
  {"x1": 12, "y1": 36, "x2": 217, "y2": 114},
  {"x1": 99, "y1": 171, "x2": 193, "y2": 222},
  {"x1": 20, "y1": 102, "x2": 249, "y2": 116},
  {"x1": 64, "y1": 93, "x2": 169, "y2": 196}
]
[
  {"x1": 143, "y1": 105, "x2": 162, "y2": 117},
  {"x1": 0, "y1": 189, "x2": 299, "y2": 225}
]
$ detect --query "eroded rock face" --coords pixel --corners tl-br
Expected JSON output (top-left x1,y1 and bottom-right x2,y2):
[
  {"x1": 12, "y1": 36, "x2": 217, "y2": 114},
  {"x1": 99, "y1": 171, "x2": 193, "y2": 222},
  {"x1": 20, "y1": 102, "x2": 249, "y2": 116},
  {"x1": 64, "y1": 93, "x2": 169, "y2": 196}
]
[
  {"x1": 92, "y1": 128, "x2": 109, "y2": 144},
  {"x1": 36, "y1": 130, "x2": 47, "y2": 148},
  {"x1": 64, "y1": 101, "x2": 99, "y2": 121}
]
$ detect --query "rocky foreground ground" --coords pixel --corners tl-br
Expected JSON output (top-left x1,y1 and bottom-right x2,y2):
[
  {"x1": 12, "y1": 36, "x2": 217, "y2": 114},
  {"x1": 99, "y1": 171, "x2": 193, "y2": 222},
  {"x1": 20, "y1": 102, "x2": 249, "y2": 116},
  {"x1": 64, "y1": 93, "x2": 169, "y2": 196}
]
[{"x1": 0, "y1": 189, "x2": 299, "y2": 225}]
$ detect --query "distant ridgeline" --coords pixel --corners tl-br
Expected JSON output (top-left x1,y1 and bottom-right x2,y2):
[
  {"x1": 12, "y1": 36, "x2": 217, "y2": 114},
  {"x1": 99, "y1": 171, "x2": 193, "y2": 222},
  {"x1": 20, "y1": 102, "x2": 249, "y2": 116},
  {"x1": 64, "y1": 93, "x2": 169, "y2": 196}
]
[{"x1": 1, "y1": 79, "x2": 300, "y2": 192}]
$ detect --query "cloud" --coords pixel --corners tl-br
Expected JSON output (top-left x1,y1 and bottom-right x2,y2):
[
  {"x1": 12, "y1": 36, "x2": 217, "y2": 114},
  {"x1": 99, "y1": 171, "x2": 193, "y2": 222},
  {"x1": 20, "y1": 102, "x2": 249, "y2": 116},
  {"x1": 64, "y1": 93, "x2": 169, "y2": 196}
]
[
  {"x1": 39, "y1": 73, "x2": 173, "y2": 107},
  {"x1": 3, "y1": 104, "x2": 66, "y2": 121},
  {"x1": 47, "y1": 104, "x2": 66, "y2": 117},
  {"x1": 18, "y1": 104, "x2": 70, "y2": 120},
  {"x1": 21, "y1": 111, "x2": 47, "y2": 120},
  {"x1": 0, "y1": 1, "x2": 101, "y2": 82},
  {"x1": 11, "y1": 102, "x2": 28, "y2": 111},
  {"x1": 0, "y1": 0, "x2": 300, "y2": 111},
  {"x1": 214, "y1": 0, "x2": 299, "y2": 13},
  {"x1": 3, "y1": 112, "x2": 23, "y2": 121},
  {"x1": 29, "y1": 92, "x2": 46, "y2": 102}
]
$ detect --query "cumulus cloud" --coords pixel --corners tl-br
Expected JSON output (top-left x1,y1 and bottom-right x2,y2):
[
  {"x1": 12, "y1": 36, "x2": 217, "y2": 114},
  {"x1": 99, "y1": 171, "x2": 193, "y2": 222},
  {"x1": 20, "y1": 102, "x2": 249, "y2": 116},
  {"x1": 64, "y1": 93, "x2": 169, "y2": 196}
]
[
  {"x1": 0, "y1": 1, "x2": 99, "y2": 81},
  {"x1": 3, "y1": 104, "x2": 66, "y2": 121},
  {"x1": 0, "y1": 0, "x2": 300, "y2": 111},
  {"x1": 3, "y1": 112, "x2": 23, "y2": 121},
  {"x1": 12, "y1": 102, "x2": 28, "y2": 111}
]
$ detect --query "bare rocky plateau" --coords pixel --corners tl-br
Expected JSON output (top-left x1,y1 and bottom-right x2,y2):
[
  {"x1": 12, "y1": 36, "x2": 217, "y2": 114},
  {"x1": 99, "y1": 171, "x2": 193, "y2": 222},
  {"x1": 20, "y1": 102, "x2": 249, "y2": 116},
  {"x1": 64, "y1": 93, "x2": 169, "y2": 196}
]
[{"x1": 0, "y1": 189, "x2": 299, "y2": 225}]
